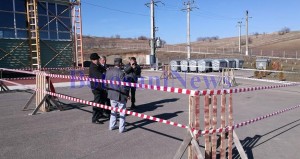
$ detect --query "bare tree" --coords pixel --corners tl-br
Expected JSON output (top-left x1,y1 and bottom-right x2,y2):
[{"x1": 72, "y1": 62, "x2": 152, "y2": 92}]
[{"x1": 278, "y1": 27, "x2": 291, "y2": 35}]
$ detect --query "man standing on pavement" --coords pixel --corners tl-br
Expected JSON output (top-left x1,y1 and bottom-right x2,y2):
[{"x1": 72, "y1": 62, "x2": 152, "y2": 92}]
[
  {"x1": 89, "y1": 53, "x2": 104, "y2": 123},
  {"x1": 105, "y1": 58, "x2": 129, "y2": 133},
  {"x1": 98, "y1": 55, "x2": 110, "y2": 118},
  {"x1": 124, "y1": 57, "x2": 141, "y2": 110}
]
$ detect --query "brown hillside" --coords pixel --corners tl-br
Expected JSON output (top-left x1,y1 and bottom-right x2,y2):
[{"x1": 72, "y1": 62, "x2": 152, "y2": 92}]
[{"x1": 82, "y1": 31, "x2": 300, "y2": 59}]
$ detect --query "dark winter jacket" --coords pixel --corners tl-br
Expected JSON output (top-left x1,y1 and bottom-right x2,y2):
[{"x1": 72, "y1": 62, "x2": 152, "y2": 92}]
[
  {"x1": 89, "y1": 62, "x2": 103, "y2": 91},
  {"x1": 124, "y1": 63, "x2": 141, "y2": 83}
]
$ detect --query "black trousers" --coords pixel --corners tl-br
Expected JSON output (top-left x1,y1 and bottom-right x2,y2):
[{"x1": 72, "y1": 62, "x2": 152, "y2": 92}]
[
  {"x1": 92, "y1": 90, "x2": 102, "y2": 122},
  {"x1": 92, "y1": 89, "x2": 111, "y2": 122},
  {"x1": 130, "y1": 87, "x2": 136, "y2": 104},
  {"x1": 101, "y1": 90, "x2": 111, "y2": 116}
]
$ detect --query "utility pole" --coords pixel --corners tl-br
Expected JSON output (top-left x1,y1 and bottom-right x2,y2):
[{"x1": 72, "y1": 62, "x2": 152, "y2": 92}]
[
  {"x1": 150, "y1": 0, "x2": 155, "y2": 70},
  {"x1": 237, "y1": 21, "x2": 242, "y2": 53},
  {"x1": 186, "y1": 1, "x2": 191, "y2": 59},
  {"x1": 183, "y1": 0, "x2": 197, "y2": 60},
  {"x1": 146, "y1": 0, "x2": 163, "y2": 70},
  {"x1": 245, "y1": 10, "x2": 249, "y2": 56}
]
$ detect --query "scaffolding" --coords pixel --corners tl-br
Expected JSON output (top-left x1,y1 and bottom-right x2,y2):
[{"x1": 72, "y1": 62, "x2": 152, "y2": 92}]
[
  {"x1": 72, "y1": 0, "x2": 83, "y2": 67},
  {"x1": 26, "y1": 0, "x2": 41, "y2": 69},
  {"x1": 0, "y1": 0, "x2": 79, "y2": 69}
]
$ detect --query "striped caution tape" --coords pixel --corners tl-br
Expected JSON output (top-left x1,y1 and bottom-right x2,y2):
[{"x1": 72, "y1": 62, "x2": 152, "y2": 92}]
[
  {"x1": 2, "y1": 77, "x2": 36, "y2": 80},
  {"x1": 196, "y1": 104, "x2": 300, "y2": 136},
  {"x1": 1, "y1": 68, "x2": 299, "y2": 96},
  {"x1": 9, "y1": 67, "x2": 86, "y2": 71},
  {"x1": 2, "y1": 78, "x2": 300, "y2": 137},
  {"x1": 0, "y1": 79, "x2": 192, "y2": 132}
]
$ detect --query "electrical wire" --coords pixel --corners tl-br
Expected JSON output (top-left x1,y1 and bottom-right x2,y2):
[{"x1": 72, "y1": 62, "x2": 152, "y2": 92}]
[{"x1": 82, "y1": 1, "x2": 149, "y2": 17}]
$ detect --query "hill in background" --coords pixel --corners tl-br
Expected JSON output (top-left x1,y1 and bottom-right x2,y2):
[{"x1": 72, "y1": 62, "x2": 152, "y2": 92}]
[{"x1": 82, "y1": 31, "x2": 300, "y2": 63}]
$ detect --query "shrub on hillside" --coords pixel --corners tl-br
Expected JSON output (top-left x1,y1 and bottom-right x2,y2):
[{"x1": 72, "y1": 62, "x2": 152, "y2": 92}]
[
  {"x1": 196, "y1": 36, "x2": 219, "y2": 42},
  {"x1": 278, "y1": 27, "x2": 291, "y2": 35},
  {"x1": 254, "y1": 32, "x2": 259, "y2": 38},
  {"x1": 254, "y1": 71, "x2": 259, "y2": 78},
  {"x1": 241, "y1": 37, "x2": 252, "y2": 45},
  {"x1": 278, "y1": 71, "x2": 285, "y2": 81},
  {"x1": 137, "y1": 36, "x2": 148, "y2": 40}
]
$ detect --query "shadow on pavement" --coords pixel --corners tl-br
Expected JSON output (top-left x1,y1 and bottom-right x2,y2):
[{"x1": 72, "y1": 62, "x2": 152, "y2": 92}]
[
  {"x1": 127, "y1": 111, "x2": 184, "y2": 132},
  {"x1": 134, "y1": 98, "x2": 180, "y2": 114},
  {"x1": 232, "y1": 118, "x2": 300, "y2": 159},
  {"x1": 58, "y1": 101, "x2": 92, "y2": 113},
  {"x1": 126, "y1": 111, "x2": 184, "y2": 141}
]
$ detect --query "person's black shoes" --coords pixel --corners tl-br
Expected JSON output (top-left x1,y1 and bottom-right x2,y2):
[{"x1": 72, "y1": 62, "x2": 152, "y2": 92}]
[
  {"x1": 92, "y1": 119, "x2": 104, "y2": 124},
  {"x1": 130, "y1": 103, "x2": 136, "y2": 110},
  {"x1": 103, "y1": 112, "x2": 110, "y2": 118}
]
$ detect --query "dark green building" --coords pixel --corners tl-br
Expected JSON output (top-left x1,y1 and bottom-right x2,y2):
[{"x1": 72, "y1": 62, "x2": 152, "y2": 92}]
[{"x1": 0, "y1": 0, "x2": 74, "y2": 69}]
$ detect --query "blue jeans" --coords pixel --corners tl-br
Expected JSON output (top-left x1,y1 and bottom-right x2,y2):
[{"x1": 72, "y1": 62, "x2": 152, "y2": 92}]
[{"x1": 109, "y1": 100, "x2": 126, "y2": 133}]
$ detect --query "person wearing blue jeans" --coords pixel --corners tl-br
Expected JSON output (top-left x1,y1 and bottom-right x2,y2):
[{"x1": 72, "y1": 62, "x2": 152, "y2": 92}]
[
  {"x1": 105, "y1": 58, "x2": 129, "y2": 133},
  {"x1": 109, "y1": 100, "x2": 126, "y2": 133}
]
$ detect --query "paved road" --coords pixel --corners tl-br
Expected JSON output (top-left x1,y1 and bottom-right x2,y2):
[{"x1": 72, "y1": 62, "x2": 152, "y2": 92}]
[{"x1": 0, "y1": 71, "x2": 299, "y2": 159}]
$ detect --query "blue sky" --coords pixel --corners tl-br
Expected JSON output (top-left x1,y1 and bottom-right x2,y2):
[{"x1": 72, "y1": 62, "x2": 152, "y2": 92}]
[{"x1": 81, "y1": 0, "x2": 300, "y2": 44}]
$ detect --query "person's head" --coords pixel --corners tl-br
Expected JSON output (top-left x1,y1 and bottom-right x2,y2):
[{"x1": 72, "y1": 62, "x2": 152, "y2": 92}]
[
  {"x1": 114, "y1": 58, "x2": 122, "y2": 67},
  {"x1": 99, "y1": 55, "x2": 106, "y2": 65},
  {"x1": 90, "y1": 53, "x2": 100, "y2": 64},
  {"x1": 129, "y1": 57, "x2": 136, "y2": 64}
]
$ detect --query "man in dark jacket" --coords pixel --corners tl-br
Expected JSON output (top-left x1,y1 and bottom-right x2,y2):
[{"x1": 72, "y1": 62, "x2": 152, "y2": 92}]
[
  {"x1": 98, "y1": 55, "x2": 111, "y2": 117},
  {"x1": 124, "y1": 57, "x2": 141, "y2": 110},
  {"x1": 89, "y1": 53, "x2": 105, "y2": 123},
  {"x1": 105, "y1": 58, "x2": 129, "y2": 133}
]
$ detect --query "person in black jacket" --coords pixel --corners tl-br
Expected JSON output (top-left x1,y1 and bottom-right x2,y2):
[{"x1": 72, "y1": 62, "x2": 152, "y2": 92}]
[
  {"x1": 89, "y1": 53, "x2": 105, "y2": 123},
  {"x1": 98, "y1": 55, "x2": 111, "y2": 117},
  {"x1": 105, "y1": 58, "x2": 129, "y2": 133},
  {"x1": 124, "y1": 57, "x2": 141, "y2": 110}
]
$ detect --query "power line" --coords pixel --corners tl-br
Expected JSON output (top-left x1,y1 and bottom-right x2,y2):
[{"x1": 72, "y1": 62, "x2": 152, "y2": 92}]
[
  {"x1": 82, "y1": 1, "x2": 149, "y2": 17},
  {"x1": 191, "y1": 12, "x2": 240, "y2": 21},
  {"x1": 194, "y1": 9, "x2": 240, "y2": 20},
  {"x1": 158, "y1": 4, "x2": 242, "y2": 21}
]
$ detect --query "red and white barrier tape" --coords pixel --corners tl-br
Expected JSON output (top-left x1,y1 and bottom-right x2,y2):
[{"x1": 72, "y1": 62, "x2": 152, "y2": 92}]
[
  {"x1": 9, "y1": 67, "x2": 86, "y2": 71},
  {"x1": 47, "y1": 91, "x2": 190, "y2": 130},
  {"x1": 1, "y1": 68, "x2": 36, "y2": 75},
  {"x1": 0, "y1": 79, "x2": 191, "y2": 132},
  {"x1": 2, "y1": 78, "x2": 300, "y2": 136},
  {"x1": 2, "y1": 77, "x2": 36, "y2": 80},
  {"x1": 197, "y1": 104, "x2": 300, "y2": 136},
  {"x1": 1, "y1": 68, "x2": 299, "y2": 96},
  {"x1": 47, "y1": 73, "x2": 299, "y2": 96}
]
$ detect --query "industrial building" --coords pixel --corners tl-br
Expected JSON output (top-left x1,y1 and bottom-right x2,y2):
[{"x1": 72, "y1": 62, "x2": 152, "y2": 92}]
[{"x1": 0, "y1": 0, "x2": 82, "y2": 69}]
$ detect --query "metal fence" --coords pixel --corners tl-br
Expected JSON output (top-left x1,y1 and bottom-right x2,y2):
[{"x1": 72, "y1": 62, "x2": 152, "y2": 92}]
[{"x1": 84, "y1": 43, "x2": 300, "y2": 60}]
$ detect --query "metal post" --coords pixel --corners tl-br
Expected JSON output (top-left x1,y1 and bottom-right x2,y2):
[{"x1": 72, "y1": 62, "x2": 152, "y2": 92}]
[
  {"x1": 237, "y1": 21, "x2": 242, "y2": 53},
  {"x1": 156, "y1": 57, "x2": 159, "y2": 71},
  {"x1": 150, "y1": 0, "x2": 156, "y2": 70},
  {"x1": 245, "y1": 10, "x2": 249, "y2": 56},
  {"x1": 187, "y1": 2, "x2": 190, "y2": 59}
]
